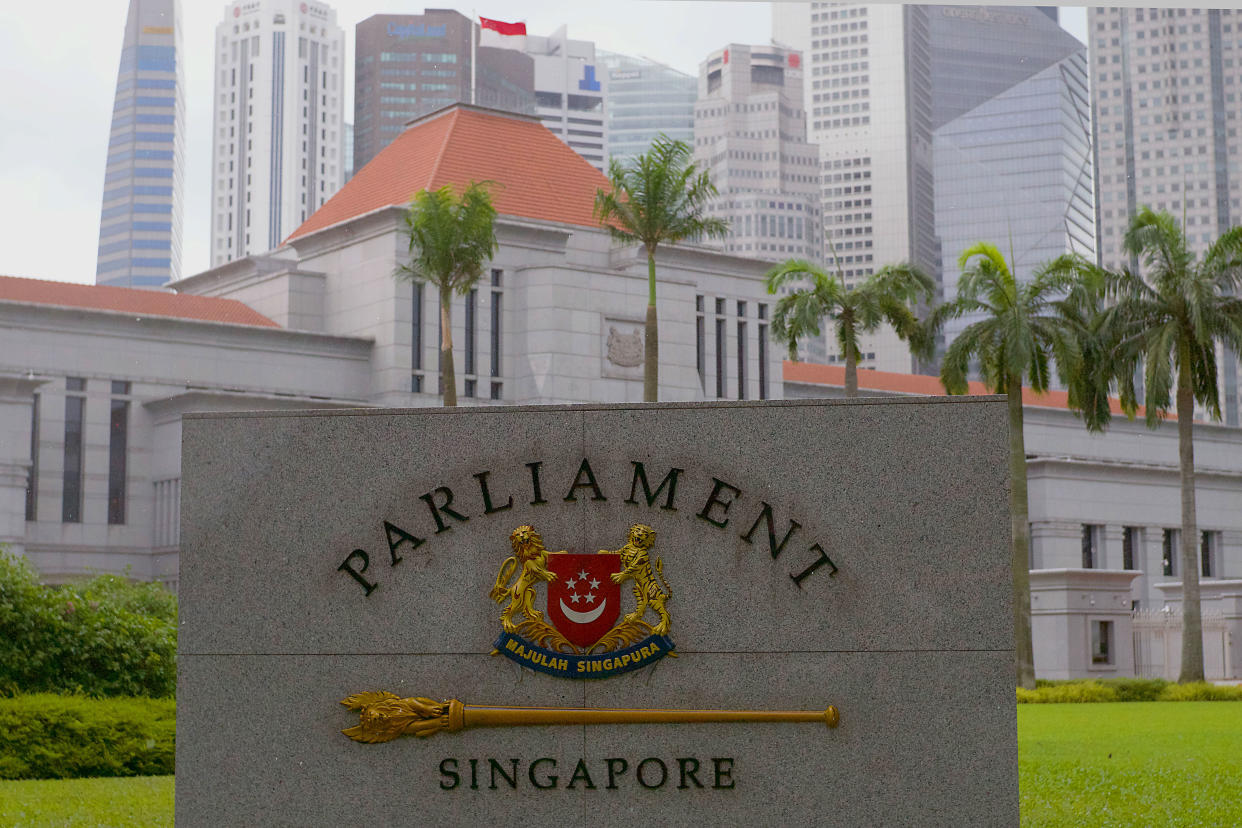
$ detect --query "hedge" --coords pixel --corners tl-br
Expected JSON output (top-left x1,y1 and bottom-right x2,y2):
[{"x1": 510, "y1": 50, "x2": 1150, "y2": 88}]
[
  {"x1": 1018, "y1": 678, "x2": 1242, "y2": 703},
  {"x1": 0, "y1": 694, "x2": 175, "y2": 780},
  {"x1": 0, "y1": 553, "x2": 176, "y2": 698}
]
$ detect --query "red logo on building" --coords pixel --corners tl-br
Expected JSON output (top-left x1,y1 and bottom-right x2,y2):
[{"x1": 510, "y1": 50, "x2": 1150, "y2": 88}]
[
  {"x1": 788, "y1": 53, "x2": 801, "y2": 69},
  {"x1": 300, "y1": 2, "x2": 308, "y2": 13},
  {"x1": 233, "y1": 6, "x2": 240, "y2": 17},
  {"x1": 723, "y1": 49, "x2": 729, "y2": 64}
]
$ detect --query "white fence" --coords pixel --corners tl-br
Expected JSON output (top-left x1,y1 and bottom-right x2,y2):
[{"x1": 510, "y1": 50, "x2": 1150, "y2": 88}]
[{"x1": 1132, "y1": 609, "x2": 1232, "y2": 680}]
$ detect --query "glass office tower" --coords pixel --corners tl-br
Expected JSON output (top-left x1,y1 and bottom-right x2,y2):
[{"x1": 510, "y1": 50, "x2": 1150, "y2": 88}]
[{"x1": 95, "y1": 0, "x2": 185, "y2": 288}]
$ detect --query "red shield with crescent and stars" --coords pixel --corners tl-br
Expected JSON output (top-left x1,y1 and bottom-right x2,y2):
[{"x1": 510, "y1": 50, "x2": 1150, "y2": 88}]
[{"x1": 546, "y1": 554, "x2": 622, "y2": 649}]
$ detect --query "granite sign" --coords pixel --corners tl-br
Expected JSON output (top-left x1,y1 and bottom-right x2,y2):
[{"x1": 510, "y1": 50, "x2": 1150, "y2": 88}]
[{"x1": 177, "y1": 398, "x2": 1018, "y2": 825}]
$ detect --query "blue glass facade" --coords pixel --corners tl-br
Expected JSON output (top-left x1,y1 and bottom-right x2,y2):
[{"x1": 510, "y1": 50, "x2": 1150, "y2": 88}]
[{"x1": 95, "y1": 0, "x2": 184, "y2": 289}]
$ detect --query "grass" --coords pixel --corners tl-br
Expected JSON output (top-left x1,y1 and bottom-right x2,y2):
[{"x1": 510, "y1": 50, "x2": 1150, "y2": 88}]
[
  {"x1": 0, "y1": 704, "x2": 1239, "y2": 826},
  {"x1": 1019, "y1": 702, "x2": 1242, "y2": 826},
  {"x1": 0, "y1": 775, "x2": 173, "y2": 827}
]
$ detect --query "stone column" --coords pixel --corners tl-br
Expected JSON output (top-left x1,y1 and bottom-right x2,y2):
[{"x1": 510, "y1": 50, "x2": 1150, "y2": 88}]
[{"x1": 0, "y1": 375, "x2": 46, "y2": 557}]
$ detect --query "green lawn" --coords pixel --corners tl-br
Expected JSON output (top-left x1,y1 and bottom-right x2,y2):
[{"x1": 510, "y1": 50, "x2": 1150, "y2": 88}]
[
  {"x1": 1020, "y1": 702, "x2": 1242, "y2": 826},
  {"x1": 0, "y1": 775, "x2": 173, "y2": 828},
  {"x1": 0, "y1": 704, "x2": 1239, "y2": 825}
]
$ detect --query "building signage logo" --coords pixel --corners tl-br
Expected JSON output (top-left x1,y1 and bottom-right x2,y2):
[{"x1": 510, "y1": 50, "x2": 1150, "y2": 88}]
[
  {"x1": 579, "y1": 65, "x2": 601, "y2": 92},
  {"x1": 610, "y1": 69, "x2": 641, "y2": 81},
  {"x1": 490, "y1": 524, "x2": 675, "y2": 678},
  {"x1": 335, "y1": 458, "x2": 842, "y2": 751},
  {"x1": 387, "y1": 22, "x2": 447, "y2": 39}
]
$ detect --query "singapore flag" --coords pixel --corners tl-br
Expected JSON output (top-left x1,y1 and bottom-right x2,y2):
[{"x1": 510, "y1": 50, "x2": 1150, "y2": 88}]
[{"x1": 480, "y1": 16, "x2": 527, "y2": 50}]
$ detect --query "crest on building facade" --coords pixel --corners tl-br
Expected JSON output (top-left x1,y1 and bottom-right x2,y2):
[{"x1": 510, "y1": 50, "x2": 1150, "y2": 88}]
[
  {"x1": 606, "y1": 327, "x2": 644, "y2": 368},
  {"x1": 489, "y1": 523, "x2": 675, "y2": 678}
]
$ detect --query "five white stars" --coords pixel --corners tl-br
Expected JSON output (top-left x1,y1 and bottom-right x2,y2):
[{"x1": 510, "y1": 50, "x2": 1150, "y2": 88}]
[{"x1": 565, "y1": 570, "x2": 601, "y2": 608}]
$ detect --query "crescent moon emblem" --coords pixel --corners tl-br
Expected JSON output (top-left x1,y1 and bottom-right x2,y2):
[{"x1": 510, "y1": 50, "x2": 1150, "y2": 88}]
[{"x1": 559, "y1": 597, "x2": 607, "y2": 624}]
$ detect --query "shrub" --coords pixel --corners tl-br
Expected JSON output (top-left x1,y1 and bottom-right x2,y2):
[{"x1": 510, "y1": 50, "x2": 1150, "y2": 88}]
[
  {"x1": 1016, "y1": 681, "x2": 1120, "y2": 703},
  {"x1": 0, "y1": 694, "x2": 175, "y2": 779},
  {"x1": 0, "y1": 553, "x2": 176, "y2": 698},
  {"x1": 1101, "y1": 677, "x2": 1170, "y2": 702},
  {"x1": 1157, "y1": 682, "x2": 1242, "y2": 702}
]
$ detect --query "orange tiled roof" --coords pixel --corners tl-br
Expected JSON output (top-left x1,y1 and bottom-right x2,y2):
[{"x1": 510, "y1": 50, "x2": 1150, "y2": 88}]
[
  {"x1": 286, "y1": 105, "x2": 613, "y2": 243},
  {"x1": 0, "y1": 275, "x2": 280, "y2": 328},
  {"x1": 783, "y1": 360, "x2": 1140, "y2": 416}
]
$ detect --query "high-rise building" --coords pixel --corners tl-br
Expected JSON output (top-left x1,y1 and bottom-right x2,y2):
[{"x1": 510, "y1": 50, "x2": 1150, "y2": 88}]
[
  {"x1": 933, "y1": 19, "x2": 1094, "y2": 359},
  {"x1": 525, "y1": 27, "x2": 608, "y2": 173},
  {"x1": 694, "y1": 44, "x2": 823, "y2": 362},
  {"x1": 773, "y1": 4, "x2": 1091, "y2": 374},
  {"x1": 693, "y1": 44, "x2": 822, "y2": 264},
  {"x1": 343, "y1": 122, "x2": 353, "y2": 181},
  {"x1": 1090, "y1": 7, "x2": 1241, "y2": 424},
  {"x1": 95, "y1": 0, "x2": 185, "y2": 289},
  {"x1": 352, "y1": 11, "x2": 535, "y2": 173},
  {"x1": 598, "y1": 50, "x2": 695, "y2": 165},
  {"x1": 210, "y1": 0, "x2": 345, "y2": 267}
]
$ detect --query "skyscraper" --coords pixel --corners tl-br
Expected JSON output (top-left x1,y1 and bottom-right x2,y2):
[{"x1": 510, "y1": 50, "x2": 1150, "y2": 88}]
[
  {"x1": 352, "y1": 11, "x2": 535, "y2": 173},
  {"x1": 1089, "y1": 7, "x2": 1241, "y2": 424},
  {"x1": 693, "y1": 44, "x2": 822, "y2": 263},
  {"x1": 211, "y1": 0, "x2": 345, "y2": 267},
  {"x1": 773, "y1": 4, "x2": 1092, "y2": 374},
  {"x1": 526, "y1": 27, "x2": 608, "y2": 173},
  {"x1": 599, "y1": 50, "x2": 695, "y2": 165},
  {"x1": 95, "y1": 0, "x2": 184, "y2": 289},
  {"x1": 932, "y1": 14, "x2": 1094, "y2": 359}
]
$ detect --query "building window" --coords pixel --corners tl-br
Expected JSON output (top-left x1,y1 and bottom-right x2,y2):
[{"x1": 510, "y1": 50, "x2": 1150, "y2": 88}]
[
  {"x1": 1091, "y1": 620, "x2": 1114, "y2": 666},
  {"x1": 758, "y1": 304, "x2": 769, "y2": 400},
  {"x1": 1162, "y1": 528, "x2": 1179, "y2": 576},
  {"x1": 1201, "y1": 530, "x2": 1219, "y2": 578},
  {"x1": 490, "y1": 382, "x2": 502, "y2": 400},
  {"x1": 1081, "y1": 524, "x2": 1101, "y2": 569},
  {"x1": 490, "y1": 270, "x2": 503, "y2": 380},
  {"x1": 715, "y1": 316, "x2": 726, "y2": 399},
  {"x1": 25, "y1": 394, "x2": 39, "y2": 521},
  {"x1": 464, "y1": 288, "x2": 477, "y2": 389},
  {"x1": 62, "y1": 377, "x2": 85, "y2": 523},
  {"x1": 1122, "y1": 526, "x2": 1140, "y2": 570},
  {"x1": 737, "y1": 320, "x2": 747, "y2": 400},
  {"x1": 695, "y1": 296, "x2": 706, "y2": 392},
  {"x1": 411, "y1": 283, "x2": 423, "y2": 393},
  {"x1": 108, "y1": 381, "x2": 130, "y2": 525}
]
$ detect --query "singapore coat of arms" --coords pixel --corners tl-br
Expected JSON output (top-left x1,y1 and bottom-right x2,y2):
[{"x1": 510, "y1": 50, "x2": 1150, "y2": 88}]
[{"x1": 489, "y1": 523, "x2": 675, "y2": 678}]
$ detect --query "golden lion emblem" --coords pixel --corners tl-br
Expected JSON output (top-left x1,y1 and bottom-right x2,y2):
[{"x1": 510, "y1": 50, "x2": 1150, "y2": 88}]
[{"x1": 489, "y1": 524, "x2": 558, "y2": 633}]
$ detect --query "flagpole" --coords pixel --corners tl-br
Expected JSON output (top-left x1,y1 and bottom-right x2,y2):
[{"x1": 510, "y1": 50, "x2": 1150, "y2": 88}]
[{"x1": 471, "y1": 10, "x2": 477, "y2": 105}]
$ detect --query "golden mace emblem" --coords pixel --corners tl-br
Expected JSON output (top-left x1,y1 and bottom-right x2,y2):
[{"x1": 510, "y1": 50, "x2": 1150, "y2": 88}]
[{"x1": 341, "y1": 692, "x2": 840, "y2": 743}]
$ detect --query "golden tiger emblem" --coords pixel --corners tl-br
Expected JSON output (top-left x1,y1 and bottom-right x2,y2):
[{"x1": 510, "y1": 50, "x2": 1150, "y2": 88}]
[{"x1": 598, "y1": 524, "x2": 671, "y2": 635}]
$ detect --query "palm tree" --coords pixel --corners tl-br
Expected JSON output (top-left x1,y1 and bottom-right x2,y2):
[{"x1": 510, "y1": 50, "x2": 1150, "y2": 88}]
[
  {"x1": 396, "y1": 181, "x2": 498, "y2": 407},
  {"x1": 1074, "y1": 208, "x2": 1242, "y2": 682},
  {"x1": 764, "y1": 253, "x2": 935, "y2": 396},
  {"x1": 594, "y1": 136, "x2": 728, "y2": 401},
  {"x1": 931, "y1": 242, "x2": 1091, "y2": 689}
]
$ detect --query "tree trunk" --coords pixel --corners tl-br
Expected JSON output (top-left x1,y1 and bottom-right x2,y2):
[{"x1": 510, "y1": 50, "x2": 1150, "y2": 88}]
[
  {"x1": 644, "y1": 249, "x2": 659, "y2": 402},
  {"x1": 1008, "y1": 379, "x2": 1037, "y2": 689},
  {"x1": 843, "y1": 349, "x2": 858, "y2": 397},
  {"x1": 1175, "y1": 347, "x2": 1204, "y2": 682},
  {"x1": 440, "y1": 288, "x2": 457, "y2": 407}
]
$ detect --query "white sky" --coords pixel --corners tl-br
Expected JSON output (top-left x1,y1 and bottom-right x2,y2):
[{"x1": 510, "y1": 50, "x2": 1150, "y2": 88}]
[{"x1": 0, "y1": 2, "x2": 1085, "y2": 286}]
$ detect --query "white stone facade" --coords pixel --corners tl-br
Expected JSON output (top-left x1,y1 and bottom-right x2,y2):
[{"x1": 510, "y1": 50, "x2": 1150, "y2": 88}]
[{"x1": 1, "y1": 215, "x2": 781, "y2": 587}]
